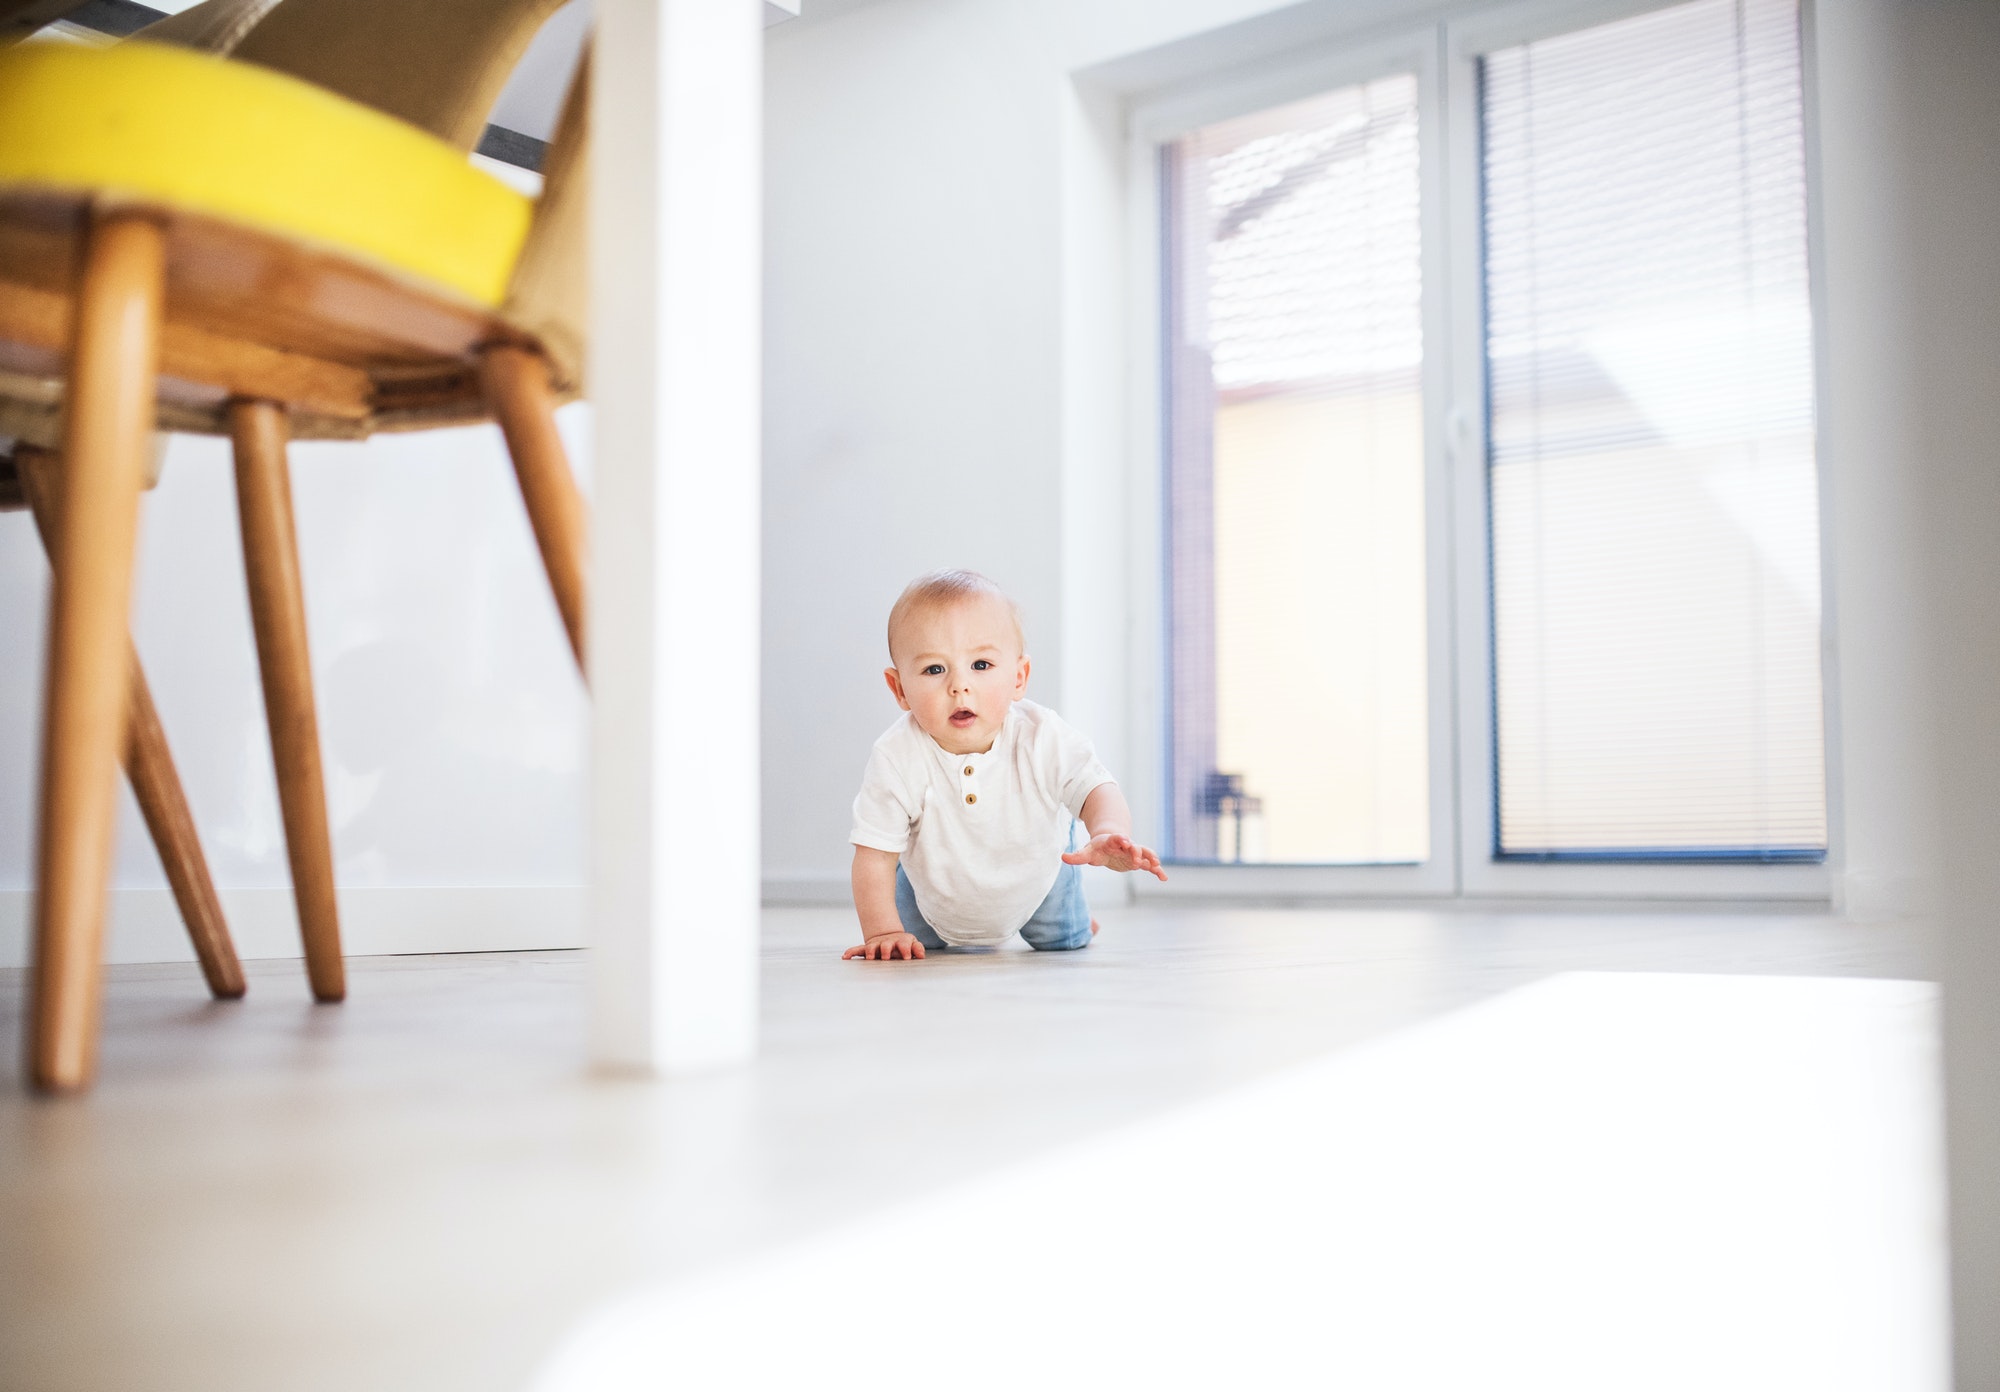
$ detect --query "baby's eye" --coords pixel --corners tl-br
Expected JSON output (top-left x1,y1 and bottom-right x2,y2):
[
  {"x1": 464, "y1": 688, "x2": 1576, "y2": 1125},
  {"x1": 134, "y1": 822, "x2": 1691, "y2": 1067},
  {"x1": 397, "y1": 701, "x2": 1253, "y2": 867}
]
[
  {"x1": 923, "y1": 664, "x2": 945, "y2": 676},
  {"x1": 972, "y1": 659, "x2": 993, "y2": 670}
]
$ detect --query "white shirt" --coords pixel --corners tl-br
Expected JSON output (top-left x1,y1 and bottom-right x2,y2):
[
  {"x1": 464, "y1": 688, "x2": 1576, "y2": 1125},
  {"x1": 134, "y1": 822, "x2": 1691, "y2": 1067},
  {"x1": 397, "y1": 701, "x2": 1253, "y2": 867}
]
[{"x1": 850, "y1": 700, "x2": 1116, "y2": 946}]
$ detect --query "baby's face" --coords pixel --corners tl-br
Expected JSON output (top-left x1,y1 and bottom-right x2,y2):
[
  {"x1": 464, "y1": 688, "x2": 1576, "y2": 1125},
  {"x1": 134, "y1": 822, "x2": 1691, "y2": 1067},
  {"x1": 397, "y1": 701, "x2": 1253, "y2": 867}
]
[{"x1": 885, "y1": 595, "x2": 1030, "y2": 755}]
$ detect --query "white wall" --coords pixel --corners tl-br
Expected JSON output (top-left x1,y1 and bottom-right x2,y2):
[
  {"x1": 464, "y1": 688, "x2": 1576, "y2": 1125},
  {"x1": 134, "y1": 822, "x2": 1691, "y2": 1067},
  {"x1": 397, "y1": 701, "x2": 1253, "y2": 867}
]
[
  {"x1": 1809, "y1": 3, "x2": 2000, "y2": 1375},
  {"x1": 1865, "y1": 4, "x2": 2000, "y2": 1382},
  {"x1": 0, "y1": 413, "x2": 592, "y2": 964},
  {"x1": 761, "y1": 0, "x2": 1068, "y2": 895}
]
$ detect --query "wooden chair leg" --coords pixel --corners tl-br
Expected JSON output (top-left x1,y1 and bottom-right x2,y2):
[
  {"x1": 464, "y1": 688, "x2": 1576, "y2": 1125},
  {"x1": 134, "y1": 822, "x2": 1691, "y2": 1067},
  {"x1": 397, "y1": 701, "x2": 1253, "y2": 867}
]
[
  {"x1": 123, "y1": 661, "x2": 248, "y2": 998},
  {"x1": 16, "y1": 446, "x2": 245, "y2": 1001},
  {"x1": 479, "y1": 345, "x2": 587, "y2": 673},
  {"x1": 227, "y1": 399, "x2": 343, "y2": 1003},
  {"x1": 28, "y1": 214, "x2": 167, "y2": 1093}
]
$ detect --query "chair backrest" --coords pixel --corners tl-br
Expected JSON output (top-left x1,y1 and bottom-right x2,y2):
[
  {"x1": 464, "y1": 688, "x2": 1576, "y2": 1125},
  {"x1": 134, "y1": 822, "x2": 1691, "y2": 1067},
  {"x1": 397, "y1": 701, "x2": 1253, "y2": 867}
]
[
  {"x1": 137, "y1": 0, "x2": 589, "y2": 393},
  {"x1": 144, "y1": 0, "x2": 566, "y2": 153},
  {"x1": 133, "y1": 0, "x2": 285, "y2": 58}
]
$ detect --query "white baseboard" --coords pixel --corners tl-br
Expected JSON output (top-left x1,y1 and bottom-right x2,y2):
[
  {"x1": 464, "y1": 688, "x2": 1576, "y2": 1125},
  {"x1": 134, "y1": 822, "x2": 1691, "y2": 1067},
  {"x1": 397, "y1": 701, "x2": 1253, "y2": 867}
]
[
  {"x1": 761, "y1": 876, "x2": 848, "y2": 907},
  {"x1": 5, "y1": 868, "x2": 1343, "y2": 969},
  {"x1": 0, "y1": 886, "x2": 587, "y2": 969}
]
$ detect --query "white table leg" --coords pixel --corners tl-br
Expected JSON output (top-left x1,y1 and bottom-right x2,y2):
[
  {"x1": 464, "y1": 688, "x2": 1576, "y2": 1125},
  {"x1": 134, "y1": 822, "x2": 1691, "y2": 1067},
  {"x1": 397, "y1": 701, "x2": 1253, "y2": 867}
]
[{"x1": 589, "y1": 0, "x2": 762, "y2": 1072}]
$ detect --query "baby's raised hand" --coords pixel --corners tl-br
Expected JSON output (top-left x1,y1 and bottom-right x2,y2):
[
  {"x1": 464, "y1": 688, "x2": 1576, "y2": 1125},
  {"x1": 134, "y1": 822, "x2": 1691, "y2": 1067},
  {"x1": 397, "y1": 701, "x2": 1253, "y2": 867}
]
[
  {"x1": 842, "y1": 932, "x2": 927, "y2": 961},
  {"x1": 1063, "y1": 833, "x2": 1168, "y2": 881}
]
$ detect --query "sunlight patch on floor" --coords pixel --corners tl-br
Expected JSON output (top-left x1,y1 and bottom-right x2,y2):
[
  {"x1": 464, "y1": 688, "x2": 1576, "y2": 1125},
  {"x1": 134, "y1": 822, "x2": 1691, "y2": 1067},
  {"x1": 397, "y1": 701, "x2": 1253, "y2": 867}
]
[{"x1": 533, "y1": 971, "x2": 1947, "y2": 1391}]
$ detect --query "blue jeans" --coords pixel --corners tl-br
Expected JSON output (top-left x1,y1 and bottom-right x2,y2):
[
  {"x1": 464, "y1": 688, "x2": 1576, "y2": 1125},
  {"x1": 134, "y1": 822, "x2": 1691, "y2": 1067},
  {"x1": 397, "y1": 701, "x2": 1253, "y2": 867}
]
[{"x1": 895, "y1": 862, "x2": 1093, "y2": 951}]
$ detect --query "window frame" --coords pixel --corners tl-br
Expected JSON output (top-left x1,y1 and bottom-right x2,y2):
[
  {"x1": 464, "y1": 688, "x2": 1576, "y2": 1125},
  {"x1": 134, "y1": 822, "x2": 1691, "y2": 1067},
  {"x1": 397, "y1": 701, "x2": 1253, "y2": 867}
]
[
  {"x1": 1445, "y1": 0, "x2": 1834, "y2": 900},
  {"x1": 1131, "y1": 28, "x2": 1462, "y2": 900},
  {"x1": 1126, "y1": 0, "x2": 1836, "y2": 904}
]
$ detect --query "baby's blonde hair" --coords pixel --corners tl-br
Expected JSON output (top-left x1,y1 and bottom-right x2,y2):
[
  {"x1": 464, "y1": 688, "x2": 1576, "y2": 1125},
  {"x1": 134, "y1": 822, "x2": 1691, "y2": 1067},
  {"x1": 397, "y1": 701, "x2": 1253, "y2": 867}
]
[{"x1": 887, "y1": 569, "x2": 1025, "y2": 663}]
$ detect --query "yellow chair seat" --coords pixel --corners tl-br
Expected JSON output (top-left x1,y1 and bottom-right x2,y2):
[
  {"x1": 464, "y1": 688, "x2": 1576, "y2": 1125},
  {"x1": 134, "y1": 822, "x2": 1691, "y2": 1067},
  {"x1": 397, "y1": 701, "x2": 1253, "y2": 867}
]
[{"x1": 0, "y1": 39, "x2": 531, "y2": 308}]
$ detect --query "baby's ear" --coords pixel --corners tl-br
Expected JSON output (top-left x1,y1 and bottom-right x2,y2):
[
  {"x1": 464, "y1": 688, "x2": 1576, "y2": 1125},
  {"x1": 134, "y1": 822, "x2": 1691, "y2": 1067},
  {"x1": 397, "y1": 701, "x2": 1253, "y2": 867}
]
[
  {"x1": 1014, "y1": 653, "x2": 1032, "y2": 695},
  {"x1": 883, "y1": 667, "x2": 911, "y2": 710}
]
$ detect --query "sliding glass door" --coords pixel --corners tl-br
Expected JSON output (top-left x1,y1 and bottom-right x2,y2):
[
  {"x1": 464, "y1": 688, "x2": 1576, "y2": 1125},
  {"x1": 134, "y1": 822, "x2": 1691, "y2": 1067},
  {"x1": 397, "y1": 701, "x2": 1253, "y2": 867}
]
[{"x1": 1144, "y1": 0, "x2": 1830, "y2": 898}]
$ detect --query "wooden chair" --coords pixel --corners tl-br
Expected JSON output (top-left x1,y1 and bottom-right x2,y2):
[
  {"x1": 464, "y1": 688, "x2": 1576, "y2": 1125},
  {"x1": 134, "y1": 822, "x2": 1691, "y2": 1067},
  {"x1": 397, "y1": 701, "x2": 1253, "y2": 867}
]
[{"x1": 0, "y1": 0, "x2": 590, "y2": 1091}]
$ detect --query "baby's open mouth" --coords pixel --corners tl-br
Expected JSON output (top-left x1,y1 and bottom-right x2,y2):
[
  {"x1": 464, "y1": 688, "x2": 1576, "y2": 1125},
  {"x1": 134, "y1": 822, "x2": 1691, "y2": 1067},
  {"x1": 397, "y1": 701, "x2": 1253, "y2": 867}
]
[{"x1": 949, "y1": 708, "x2": 977, "y2": 727}]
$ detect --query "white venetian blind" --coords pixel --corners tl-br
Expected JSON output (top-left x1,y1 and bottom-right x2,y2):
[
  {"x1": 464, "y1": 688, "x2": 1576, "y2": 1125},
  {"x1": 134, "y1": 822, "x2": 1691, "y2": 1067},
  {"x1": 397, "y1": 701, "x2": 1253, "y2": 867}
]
[{"x1": 1481, "y1": 0, "x2": 1826, "y2": 860}]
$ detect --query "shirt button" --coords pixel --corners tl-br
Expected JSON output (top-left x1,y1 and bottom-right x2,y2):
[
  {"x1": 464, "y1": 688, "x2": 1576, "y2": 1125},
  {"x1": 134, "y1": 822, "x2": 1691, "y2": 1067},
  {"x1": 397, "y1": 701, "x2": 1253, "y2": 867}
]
[
  {"x1": 964, "y1": 766, "x2": 974, "y2": 776},
  {"x1": 965, "y1": 793, "x2": 977, "y2": 805}
]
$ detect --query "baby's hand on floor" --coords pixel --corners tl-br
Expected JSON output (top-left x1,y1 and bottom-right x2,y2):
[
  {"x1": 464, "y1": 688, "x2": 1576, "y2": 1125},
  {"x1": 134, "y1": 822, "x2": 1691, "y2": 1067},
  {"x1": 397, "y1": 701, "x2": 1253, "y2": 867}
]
[
  {"x1": 842, "y1": 932, "x2": 927, "y2": 961},
  {"x1": 1063, "y1": 834, "x2": 1169, "y2": 881}
]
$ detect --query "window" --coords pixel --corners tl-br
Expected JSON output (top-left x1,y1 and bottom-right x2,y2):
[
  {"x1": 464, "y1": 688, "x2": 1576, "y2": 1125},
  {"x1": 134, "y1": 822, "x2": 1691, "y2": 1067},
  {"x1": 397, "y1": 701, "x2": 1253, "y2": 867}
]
[
  {"x1": 1148, "y1": 0, "x2": 1827, "y2": 892},
  {"x1": 1481, "y1": 0, "x2": 1825, "y2": 861},
  {"x1": 1162, "y1": 75, "x2": 1431, "y2": 866}
]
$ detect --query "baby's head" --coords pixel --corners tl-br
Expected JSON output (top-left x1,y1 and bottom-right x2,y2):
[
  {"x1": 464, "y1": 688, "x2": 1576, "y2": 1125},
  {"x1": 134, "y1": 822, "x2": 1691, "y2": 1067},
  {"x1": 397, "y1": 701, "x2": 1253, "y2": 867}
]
[{"x1": 883, "y1": 569, "x2": 1030, "y2": 755}]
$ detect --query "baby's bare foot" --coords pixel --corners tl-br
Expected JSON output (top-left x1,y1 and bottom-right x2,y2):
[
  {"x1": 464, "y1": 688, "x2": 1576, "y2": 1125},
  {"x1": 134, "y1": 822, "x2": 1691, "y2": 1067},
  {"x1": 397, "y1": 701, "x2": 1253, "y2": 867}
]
[{"x1": 1090, "y1": 918, "x2": 1100, "y2": 937}]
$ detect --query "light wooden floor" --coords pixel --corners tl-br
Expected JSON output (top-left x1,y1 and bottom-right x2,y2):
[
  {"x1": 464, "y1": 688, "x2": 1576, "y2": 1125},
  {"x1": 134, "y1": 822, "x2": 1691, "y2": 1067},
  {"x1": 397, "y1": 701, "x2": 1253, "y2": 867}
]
[{"x1": 0, "y1": 906, "x2": 1926, "y2": 1392}]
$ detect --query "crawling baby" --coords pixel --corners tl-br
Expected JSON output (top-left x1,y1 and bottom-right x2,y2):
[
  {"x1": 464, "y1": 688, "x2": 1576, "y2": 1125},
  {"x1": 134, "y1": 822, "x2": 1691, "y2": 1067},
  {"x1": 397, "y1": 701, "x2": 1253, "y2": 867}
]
[{"x1": 845, "y1": 569, "x2": 1166, "y2": 960}]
